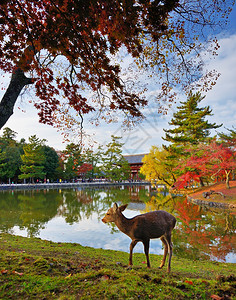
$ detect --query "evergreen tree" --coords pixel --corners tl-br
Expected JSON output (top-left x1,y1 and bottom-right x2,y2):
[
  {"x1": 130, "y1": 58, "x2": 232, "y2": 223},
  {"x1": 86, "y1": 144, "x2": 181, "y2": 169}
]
[
  {"x1": 163, "y1": 92, "x2": 222, "y2": 158},
  {"x1": 218, "y1": 126, "x2": 236, "y2": 149},
  {"x1": 1, "y1": 127, "x2": 17, "y2": 141},
  {"x1": 19, "y1": 135, "x2": 46, "y2": 183},
  {"x1": 102, "y1": 136, "x2": 130, "y2": 181},
  {"x1": 42, "y1": 146, "x2": 59, "y2": 181},
  {"x1": 0, "y1": 128, "x2": 22, "y2": 183},
  {"x1": 81, "y1": 147, "x2": 103, "y2": 180},
  {"x1": 0, "y1": 147, "x2": 21, "y2": 183},
  {"x1": 162, "y1": 92, "x2": 222, "y2": 186}
]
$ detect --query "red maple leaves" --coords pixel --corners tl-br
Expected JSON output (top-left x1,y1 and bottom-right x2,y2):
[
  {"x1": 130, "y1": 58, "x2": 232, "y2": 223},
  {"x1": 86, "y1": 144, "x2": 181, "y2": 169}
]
[{"x1": 175, "y1": 141, "x2": 236, "y2": 189}]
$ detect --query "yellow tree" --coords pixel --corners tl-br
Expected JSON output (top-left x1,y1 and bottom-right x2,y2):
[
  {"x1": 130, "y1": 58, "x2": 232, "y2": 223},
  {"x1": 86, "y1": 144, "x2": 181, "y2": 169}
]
[{"x1": 140, "y1": 146, "x2": 176, "y2": 188}]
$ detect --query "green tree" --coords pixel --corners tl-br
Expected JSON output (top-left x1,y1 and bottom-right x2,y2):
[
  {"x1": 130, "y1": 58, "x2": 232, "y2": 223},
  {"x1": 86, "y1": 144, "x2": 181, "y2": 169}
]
[
  {"x1": 1, "y1": 127, "x2": 17, "y2": 142},
  {"x1": 54, "y1": 154, "x2": 66, "y2": 181},
  {"x1": 0, "y1": 127, "x2": 18, "y2": 150},
  {"x1": 42, "y1": 146, "x2": 59, "y2": 181},
  {"x1": 0, "y1": 127, "x2": 22, "y2": 183},
  {"x1": 81, "y1": 146, "x2": 105, "y2": 180},
  {"x1": 102, "y1": 136, "x2": 130, "y2": 181},
  {"x1": 163, "y1": 92, "x2": 221, "y2": 149},
  {"x1": 19, "y1": 135, "x2": 46, "y2": 183},
  {"x1": 63, "y1": 143, "x2": 82, "y2": 181},
  {"x1": 0, "y1": 147, "x2": 21, "y2": 183},
  {"x1": 0, "y1": 149, "x2": 7, "y2": 182},
  {"x1": 218, "y1": 126, "x2": 236, "y2": 149},
  {"x1": 161, "y1": 92, "x2": 222, "y2": 186},
  {"x1": 162, "y1": 92, "x2": 221, "y2": 176}
]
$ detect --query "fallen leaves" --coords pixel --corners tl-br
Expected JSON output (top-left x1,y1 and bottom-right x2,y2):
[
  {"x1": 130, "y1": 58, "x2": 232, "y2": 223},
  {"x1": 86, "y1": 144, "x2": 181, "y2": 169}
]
[
  {"x1": 210, "y1": 295, "x2": 223, "y2": 300},
  {"x1": 12, "y1": 270, "x2": 24, "y2": 276},
  {"x1": 185, "y1": 280, "x2": 193, "y2": 285},
  {"x1": 1, "y1": 269, "x2": 24, "y2": 276}
]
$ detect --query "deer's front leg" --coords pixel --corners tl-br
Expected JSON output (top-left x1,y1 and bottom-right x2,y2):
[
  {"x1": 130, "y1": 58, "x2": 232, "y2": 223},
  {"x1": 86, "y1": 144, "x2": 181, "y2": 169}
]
[
  {"x1": 143, "y1": 239, "x2": 151, "y2": 268},
  {"x1": 129, "y1": 240, "x2": 138, "y2": 266}
]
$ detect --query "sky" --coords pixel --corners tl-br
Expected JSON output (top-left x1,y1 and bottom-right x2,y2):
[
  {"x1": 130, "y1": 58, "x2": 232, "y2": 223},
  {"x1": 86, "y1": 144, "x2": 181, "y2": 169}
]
[{"x1": 0, "y1": 5, "x2": 236, "y2": 155}]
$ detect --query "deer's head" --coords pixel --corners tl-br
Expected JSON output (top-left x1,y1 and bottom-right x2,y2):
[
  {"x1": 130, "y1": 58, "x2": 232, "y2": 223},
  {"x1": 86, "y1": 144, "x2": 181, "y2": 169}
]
[{"x1": 102, "y1": 203, "x2": 128, "y2": 223}]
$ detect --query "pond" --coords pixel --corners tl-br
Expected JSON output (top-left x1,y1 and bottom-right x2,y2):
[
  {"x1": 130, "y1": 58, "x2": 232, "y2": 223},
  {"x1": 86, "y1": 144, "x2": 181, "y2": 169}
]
[{"x1": 0, "y1": 185, "x2": 235, "y2": 263}]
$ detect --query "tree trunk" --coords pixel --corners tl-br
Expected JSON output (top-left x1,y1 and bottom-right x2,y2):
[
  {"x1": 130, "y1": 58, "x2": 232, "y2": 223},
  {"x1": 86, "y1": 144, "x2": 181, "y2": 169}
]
[
  {"x1": 199, "y1": 177, "x2": 205, "y2": 187},
  {"x1": 0, "y1": 68, "x2": 34, "y2": 129},
  {"x1": 225, "y1": 170, "x2": 231, "y2": 189}
]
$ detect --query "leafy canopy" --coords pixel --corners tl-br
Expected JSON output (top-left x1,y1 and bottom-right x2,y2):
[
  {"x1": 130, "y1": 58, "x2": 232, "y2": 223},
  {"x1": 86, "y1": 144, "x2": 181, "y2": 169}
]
[
  {"x1": 0, "y1": 0, "x2": 234, "y2": 133},
  {"x1": 140, "y1": 146, "x2": 176, "y2": 187}
]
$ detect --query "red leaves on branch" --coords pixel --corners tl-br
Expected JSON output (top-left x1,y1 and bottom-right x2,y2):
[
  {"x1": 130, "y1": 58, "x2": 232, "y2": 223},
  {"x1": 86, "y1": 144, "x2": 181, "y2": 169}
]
[
  {"x1": 175, "y1": 141, "x2": 236, "y2": 189},
  {"x1": 174, "y1": 171, "x2": 200, "y2": 190},
  {"x1": 0, "y1": 0, "x2": 234, "y2": 131},
  {"x1": 2, "y1": 0, "x2": 173, "y2": 126},
  {"x1": 77, "y1": 163, "x2": 93, "y2": 175}
]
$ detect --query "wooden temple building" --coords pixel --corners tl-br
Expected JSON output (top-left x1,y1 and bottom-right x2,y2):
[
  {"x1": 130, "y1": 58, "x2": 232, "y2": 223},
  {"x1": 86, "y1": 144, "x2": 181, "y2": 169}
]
[{"x1": 123, "y1": 154, "x2": 147, "y2": 180}]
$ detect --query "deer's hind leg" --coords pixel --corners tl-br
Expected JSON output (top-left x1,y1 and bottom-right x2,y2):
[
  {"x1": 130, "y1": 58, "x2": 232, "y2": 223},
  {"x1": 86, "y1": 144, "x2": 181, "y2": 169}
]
[
  {"x1": 159, "y1": 236, "x2": 168, "y2": 269},
  {"x1": 165, "y1": 233, "x2": 173, "y2": 273}
]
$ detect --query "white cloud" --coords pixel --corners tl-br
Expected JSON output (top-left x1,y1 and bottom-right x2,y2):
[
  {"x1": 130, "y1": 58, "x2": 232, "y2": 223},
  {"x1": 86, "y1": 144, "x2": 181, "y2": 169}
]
[{"x1": 201, "y1": 34, "x2": 236, "y2": 132}]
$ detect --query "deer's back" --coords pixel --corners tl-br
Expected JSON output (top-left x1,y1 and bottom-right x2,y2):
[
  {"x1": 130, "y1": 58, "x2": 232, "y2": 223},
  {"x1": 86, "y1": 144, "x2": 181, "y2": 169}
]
[{"x1": 130, "y1": 210, "x2": 176, "y2": 240}]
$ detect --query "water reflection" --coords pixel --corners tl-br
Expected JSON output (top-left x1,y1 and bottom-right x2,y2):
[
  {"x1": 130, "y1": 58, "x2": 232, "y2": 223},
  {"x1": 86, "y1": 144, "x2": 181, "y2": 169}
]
[{"x1": 0, "y1": 186, "x2": 235, "y2": 263}]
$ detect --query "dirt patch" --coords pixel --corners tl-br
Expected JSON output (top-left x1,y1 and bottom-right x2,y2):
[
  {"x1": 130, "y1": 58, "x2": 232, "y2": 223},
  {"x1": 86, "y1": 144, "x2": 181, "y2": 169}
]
[{"x1": 188, "y1": 181, "x2": 236, "y2": 209}]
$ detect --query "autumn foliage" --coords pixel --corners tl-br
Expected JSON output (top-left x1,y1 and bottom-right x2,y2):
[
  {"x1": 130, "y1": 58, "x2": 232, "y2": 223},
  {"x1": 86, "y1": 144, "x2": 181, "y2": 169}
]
[
  {"x1": 0, "y1": 0, "x2": 234, "y2": 132},
  {"x1": 174, "y1": 141, "x2": 236, "y2": 189},
  {"x1": 77, "y1": 163, "x2": 93, "y2": 177}
]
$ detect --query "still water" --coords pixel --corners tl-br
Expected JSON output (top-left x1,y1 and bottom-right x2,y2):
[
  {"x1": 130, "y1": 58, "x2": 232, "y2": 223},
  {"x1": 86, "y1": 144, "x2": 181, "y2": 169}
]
[{"x1": 0, "y1": 185, "x2": 235, "y2": 263}]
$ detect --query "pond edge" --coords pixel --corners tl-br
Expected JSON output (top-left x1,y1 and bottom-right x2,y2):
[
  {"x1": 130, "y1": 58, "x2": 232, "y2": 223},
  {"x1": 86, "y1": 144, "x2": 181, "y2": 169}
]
[
  {"x1": 187, "y1": 195, "x2": 236, "y2": 210},
  {"x1": 0, "y1": 181, "x2": 150, "y2": 191}
]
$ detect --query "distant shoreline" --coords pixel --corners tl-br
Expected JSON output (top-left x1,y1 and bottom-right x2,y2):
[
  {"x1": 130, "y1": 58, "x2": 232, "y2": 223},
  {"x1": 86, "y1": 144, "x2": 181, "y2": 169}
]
[{"x1": 0, "y1": 181, "x2": 151, "y2": 191}]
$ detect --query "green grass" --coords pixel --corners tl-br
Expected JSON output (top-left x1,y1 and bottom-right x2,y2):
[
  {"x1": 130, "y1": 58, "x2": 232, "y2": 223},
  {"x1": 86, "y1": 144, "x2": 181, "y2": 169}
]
[{"x1": 0, "y1": 233, "x2": 235, "y2": 299}]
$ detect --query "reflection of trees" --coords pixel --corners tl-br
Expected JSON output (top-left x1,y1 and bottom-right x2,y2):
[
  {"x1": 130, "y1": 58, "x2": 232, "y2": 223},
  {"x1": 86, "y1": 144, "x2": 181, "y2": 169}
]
[
  {"x1": 57, "y1": 186, "x2": 150, "y2": 233},
  {"x1": 0, "y1": 190, "x2": 63, "y2": 236},
  {"x1": 142, "y1": 193, "x2": 176, "y2": 213},
  {"x1": 0, "y1": 186, "x2": 149, "y2": 236},
  {"x1": 142, "y1": 193, "x2": 235, "y2": 262},
  {"x1": 128, "y1": 185, "x2": 150, "y2": 202},
  {"x1": 173, "y1": 197, "x2": 236, "y2": 262},
  {"x1": 59, "y1": 186, "x2": 149, "y2": 224}
]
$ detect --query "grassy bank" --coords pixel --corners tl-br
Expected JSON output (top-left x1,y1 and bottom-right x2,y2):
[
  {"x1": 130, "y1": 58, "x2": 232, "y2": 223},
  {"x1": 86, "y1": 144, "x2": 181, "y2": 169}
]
[{"x1": 0, "y1": 233, "x2": 235, "y2": 299}]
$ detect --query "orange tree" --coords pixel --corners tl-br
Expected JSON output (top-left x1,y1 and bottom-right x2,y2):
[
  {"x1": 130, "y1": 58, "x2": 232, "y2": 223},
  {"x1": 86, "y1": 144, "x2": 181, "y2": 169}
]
[{"x1": 0, "y1": 0, "x2": 234, "y2": 133}]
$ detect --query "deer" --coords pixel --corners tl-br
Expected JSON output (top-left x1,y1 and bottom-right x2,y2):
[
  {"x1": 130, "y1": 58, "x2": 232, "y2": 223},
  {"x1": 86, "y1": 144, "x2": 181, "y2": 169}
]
[{"x1": 102, "y1": 203, "x2": 176, "y2": 273}]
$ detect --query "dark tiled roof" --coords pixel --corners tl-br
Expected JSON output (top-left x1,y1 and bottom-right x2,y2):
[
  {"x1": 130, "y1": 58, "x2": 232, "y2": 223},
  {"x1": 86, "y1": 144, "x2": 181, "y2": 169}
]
[{"x1": 123, "y1": 154, "x2": 147, "y2": 164}]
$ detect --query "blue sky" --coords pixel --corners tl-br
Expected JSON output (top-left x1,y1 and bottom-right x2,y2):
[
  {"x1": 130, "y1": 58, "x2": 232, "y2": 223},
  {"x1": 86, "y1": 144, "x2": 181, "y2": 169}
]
[{"x1": 0, "y1": 4, "x2": 236, "y2": 154}]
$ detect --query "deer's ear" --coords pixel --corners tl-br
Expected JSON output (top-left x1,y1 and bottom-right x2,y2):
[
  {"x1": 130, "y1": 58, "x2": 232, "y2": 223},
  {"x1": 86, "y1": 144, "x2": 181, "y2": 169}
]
[
  {"x1": 119, "y1": 204, "x2": 128, "y2": 212},
  {"x1": 113, "y1": 203, "x2": 118, "y2": 212}
]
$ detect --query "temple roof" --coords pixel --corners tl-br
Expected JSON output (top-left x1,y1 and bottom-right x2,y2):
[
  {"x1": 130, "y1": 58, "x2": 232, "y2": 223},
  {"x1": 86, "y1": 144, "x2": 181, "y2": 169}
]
[{"x1": 123, "y1": 154, "x2": 147, "y2": 164}]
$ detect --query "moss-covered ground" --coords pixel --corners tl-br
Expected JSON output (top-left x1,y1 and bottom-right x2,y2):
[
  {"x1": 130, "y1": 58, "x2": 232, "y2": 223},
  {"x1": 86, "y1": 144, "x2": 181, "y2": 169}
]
[{"x1": 0, "y1": 233, "x2": 235, "y2": 299}]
